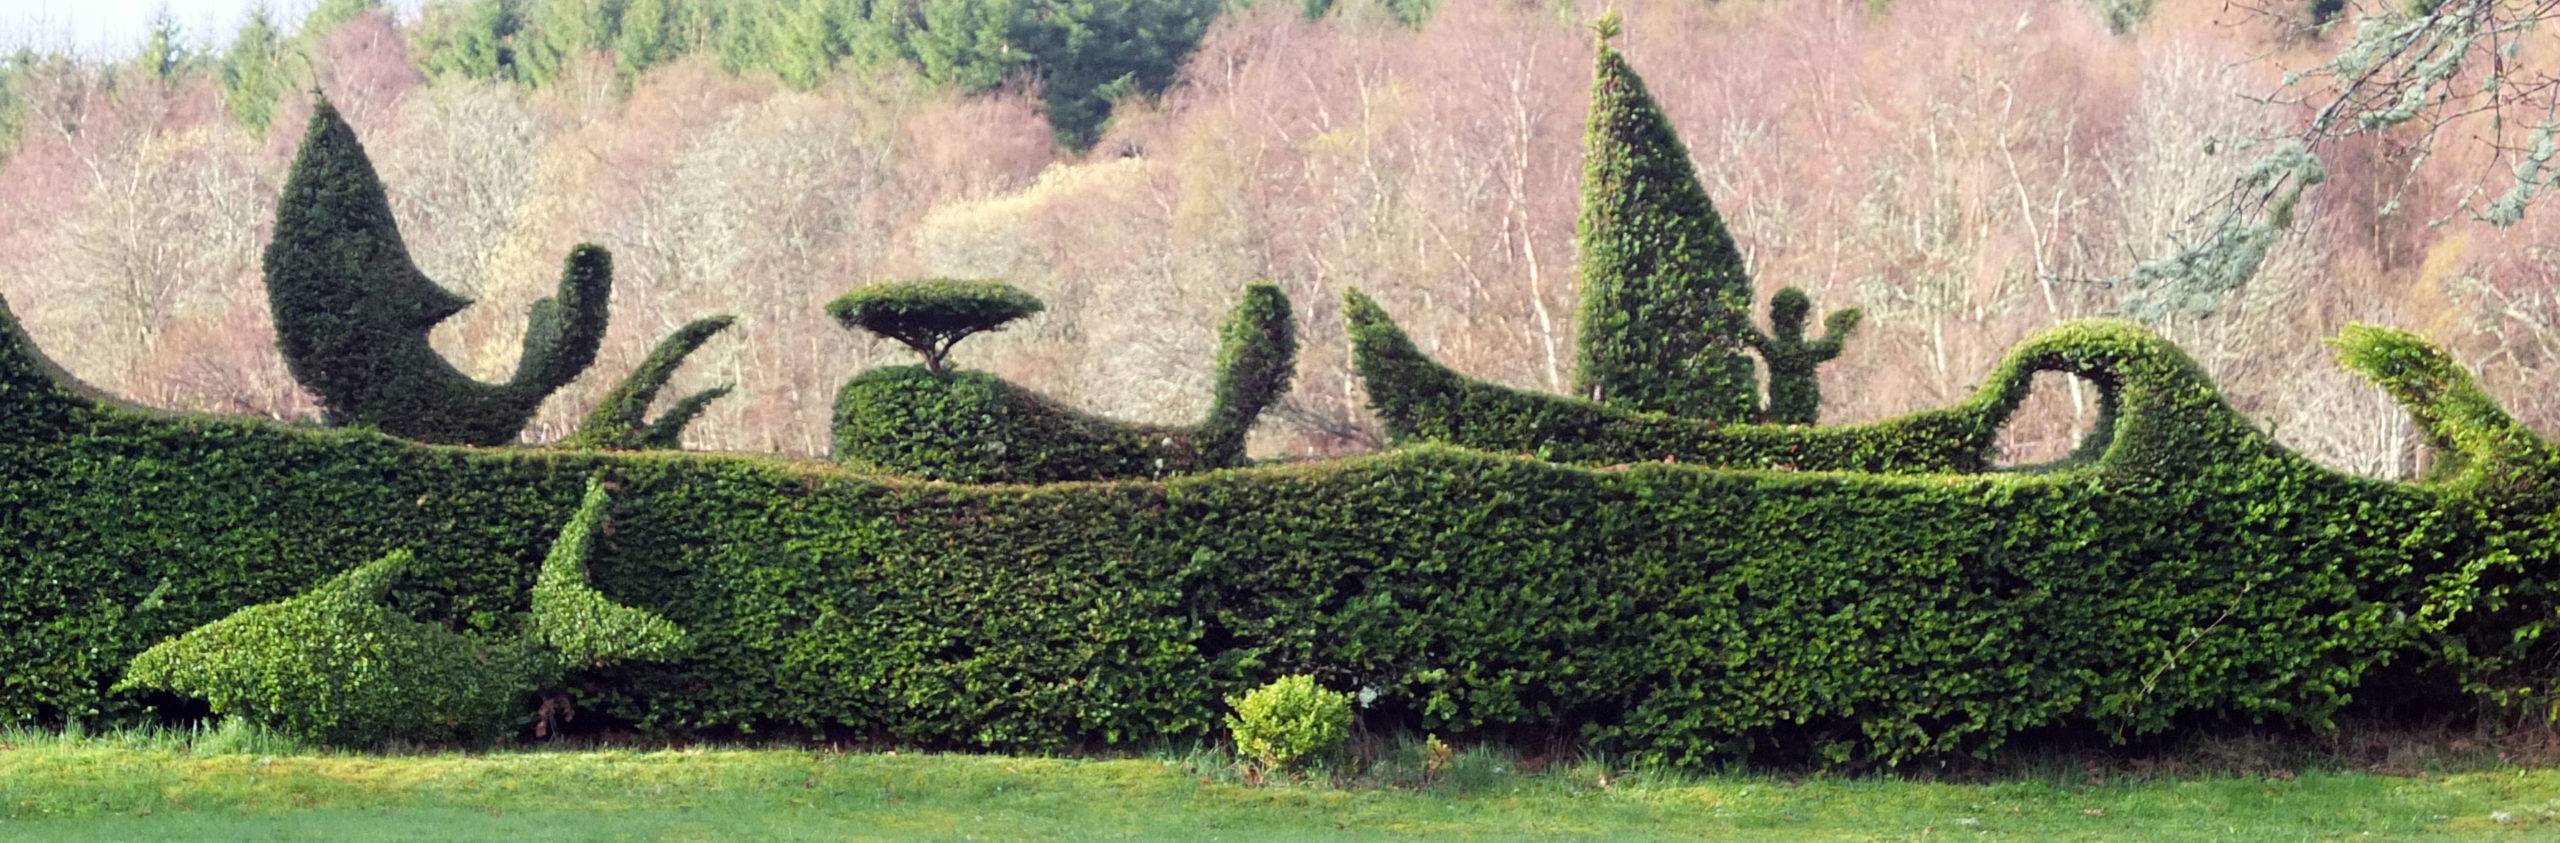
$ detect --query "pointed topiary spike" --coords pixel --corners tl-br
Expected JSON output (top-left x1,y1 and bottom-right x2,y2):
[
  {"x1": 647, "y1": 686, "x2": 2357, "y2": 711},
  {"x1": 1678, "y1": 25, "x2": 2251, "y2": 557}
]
[
  {"x1": 1572, "y1": 41, "x2": 1759, "y2": 421},
  {"x1": 565, "y1": 314, "x2": 737, "y2": 450}
]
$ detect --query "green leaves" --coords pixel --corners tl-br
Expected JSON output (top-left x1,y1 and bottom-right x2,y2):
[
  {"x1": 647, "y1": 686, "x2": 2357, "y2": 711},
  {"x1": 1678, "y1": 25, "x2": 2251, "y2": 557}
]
[
  {"x1": 828, "y1": 278, "x2": 1044, "y2": 374},
  {"x1": 263, "y1": 99, "x2": 616, "y2": 445},
  {"x1": 832, "y1": 282, "x2": 1292, "y2": 482}
]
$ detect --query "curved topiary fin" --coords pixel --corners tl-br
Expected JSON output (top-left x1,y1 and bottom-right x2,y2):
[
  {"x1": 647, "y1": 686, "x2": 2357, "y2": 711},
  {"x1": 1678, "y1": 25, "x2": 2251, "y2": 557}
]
[
  {"x1": 637, "y1": 385, "x2": 733, "y2": 450},
  {"x1": 2329, "y1": 323, "x2": 2556, "y2": 497},
  {"x1": 529, "y1": 477, "x2": 688, "y2": 668},
  {"x1": 508, "y1": 245, "x2": 614, "y2": 397},
  {"x1": 564, "y1": 314, "x2": 736, "y2": 450},
  {"x1": 1197, "y1": 283, "x2": 1297, "y2": 467}
]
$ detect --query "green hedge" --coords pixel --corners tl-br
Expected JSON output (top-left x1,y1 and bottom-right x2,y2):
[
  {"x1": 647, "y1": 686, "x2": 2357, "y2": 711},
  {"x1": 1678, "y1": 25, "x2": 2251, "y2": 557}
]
[
  {"x1": 1349, "y1": 290, "x2": 2021, "y2": 472},
  {"x1": 831, "y1": 283, "x2": 1295, "y2": 483},
  {"x1": 1, "y1": 292, "x2": 2551, "y2": 765}
]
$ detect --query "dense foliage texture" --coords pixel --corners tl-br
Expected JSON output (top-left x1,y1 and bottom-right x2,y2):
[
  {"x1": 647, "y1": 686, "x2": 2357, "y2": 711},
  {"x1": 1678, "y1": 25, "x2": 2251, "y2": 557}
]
[
  {"x1": 1748, "y1": 287, "x2": 1862, "y2": 425},
  {"x1": 112, "y1": 475, "x2": 686, "y2": 746},
  {"x1": 263, "y1": 100, "x2": 611, "y2": 445},
  {"x1": 564, "y1": 315, "x2": 737, "y2": 450},
  {"x1": 410, "y1": 0, "x2": 1222, "y2": 147},
  {"x1": 115, "y1": 550, "x2": 547, "y2": 747},
  {"x1": 5, "y1": 290, "x2": 2556, "y2": 765},
  {"x1": 1226, "y1": 674, "x2": 1353, "y2": 771},
  {"x1": 1572, "y1": 41, "x2": 1758, "y2": 421},
  {"x1": 1348, "y1": 290, "x2": 2008, "y2": 471},
  {"x1": 827, "y1": 279, "x2": 1044, "y2": 374},
  {"x1": 831, "y1": 283, "x2": 1295, "y2": 482}
]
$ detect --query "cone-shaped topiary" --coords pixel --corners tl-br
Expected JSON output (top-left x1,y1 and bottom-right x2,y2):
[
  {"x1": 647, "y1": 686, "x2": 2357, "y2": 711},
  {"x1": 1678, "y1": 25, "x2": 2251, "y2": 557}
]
[
  {"x1": 263, "y1": 97, "x2": 611, "y2": 445},
  {"x1": 827, "y1": 279, "x2": 1044, "y2": 374},
  {"x1": 1747, "y1": 287, "x2": 1861, "y2": 425},
  {"x1": 564, "y1": 315, "x2": 737, "y2": 451},
  {"x1": 1573, "y1": 35, "x2": 1758, "y2": 421}
]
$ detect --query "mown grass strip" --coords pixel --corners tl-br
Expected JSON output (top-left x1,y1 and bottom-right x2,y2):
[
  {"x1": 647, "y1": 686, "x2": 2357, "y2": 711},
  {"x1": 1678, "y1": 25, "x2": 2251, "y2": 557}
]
[{"x1": 4, "y1": 742, "x2": 2559, "y2": 841}]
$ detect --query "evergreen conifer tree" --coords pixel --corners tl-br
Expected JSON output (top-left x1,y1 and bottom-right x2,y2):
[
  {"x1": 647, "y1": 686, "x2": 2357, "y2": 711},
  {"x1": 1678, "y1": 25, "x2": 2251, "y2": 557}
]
[
  {"x1": 221, "y1": 6, "x2": 287, "y2": 132},
  {"x1": 1571, "y1": 26, "x2": 1758, "y2": 421}
]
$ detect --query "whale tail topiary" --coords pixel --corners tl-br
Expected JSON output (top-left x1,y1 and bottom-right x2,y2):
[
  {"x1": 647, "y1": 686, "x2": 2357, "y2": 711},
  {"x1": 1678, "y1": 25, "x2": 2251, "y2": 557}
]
[
  {"x1": 1197, "y1": 282, "x2": 1297, "y2": 467},
  {"x1": 565, "y1": 315, "x2": 738, "y2": 451}
]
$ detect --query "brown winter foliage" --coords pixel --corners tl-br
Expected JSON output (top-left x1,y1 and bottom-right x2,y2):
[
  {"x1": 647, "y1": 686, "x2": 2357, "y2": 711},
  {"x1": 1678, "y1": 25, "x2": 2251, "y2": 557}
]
[{"x1": 3, "y1": 0, "x2": 2556, "y2": 476}]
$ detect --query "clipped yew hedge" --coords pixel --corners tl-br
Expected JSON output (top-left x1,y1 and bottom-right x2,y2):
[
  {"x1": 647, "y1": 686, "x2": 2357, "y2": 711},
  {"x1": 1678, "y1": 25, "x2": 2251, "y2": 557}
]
[
  {"x1": 1348, "y1": 290, "x2": 2026, "y2": 472},
  {"x1": 0, "y1": 293, "x2": 2552, "y2": 765}
]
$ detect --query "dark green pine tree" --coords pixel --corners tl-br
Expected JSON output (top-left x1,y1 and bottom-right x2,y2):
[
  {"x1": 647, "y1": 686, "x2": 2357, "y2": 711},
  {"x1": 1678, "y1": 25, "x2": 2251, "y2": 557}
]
[
  {"x1": 262, "y1": 98, "x2": 612, "y2": 445},
  {"x1": 1571, "y1": 25, "x2": 1758, "y2": 421},
  {"x1": 1746, "y1": 287, "x2": 1860, "y2": 426},
  {"x1": 415, "y1": 0, "x2": 526, "y2": 81}
]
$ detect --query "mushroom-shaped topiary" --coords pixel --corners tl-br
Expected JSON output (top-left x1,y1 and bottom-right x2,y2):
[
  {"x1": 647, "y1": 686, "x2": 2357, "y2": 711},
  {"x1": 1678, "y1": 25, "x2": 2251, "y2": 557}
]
[{"x1": 827, "y1": 279, "x2": 1045, "y2": 374}]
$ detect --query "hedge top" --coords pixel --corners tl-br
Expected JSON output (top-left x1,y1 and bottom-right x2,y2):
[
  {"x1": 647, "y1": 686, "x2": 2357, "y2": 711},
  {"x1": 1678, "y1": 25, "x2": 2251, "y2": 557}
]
[{"x1": 827, "y1": 279, "x2": 1045, "y2": 373}]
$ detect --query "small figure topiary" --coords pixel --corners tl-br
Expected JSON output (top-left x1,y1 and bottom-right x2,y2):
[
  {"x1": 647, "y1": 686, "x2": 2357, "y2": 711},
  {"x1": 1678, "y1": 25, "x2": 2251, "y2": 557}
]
[
  {"x1": 827, "y1": 279, "x2": 1045, "y2": 375},
  {"x1": 1225, "y1": 674, "x2": 1353, "y2": 773},
  {"x1": 1746, "y1": 287, "x2": 1861, "y2": 425}
]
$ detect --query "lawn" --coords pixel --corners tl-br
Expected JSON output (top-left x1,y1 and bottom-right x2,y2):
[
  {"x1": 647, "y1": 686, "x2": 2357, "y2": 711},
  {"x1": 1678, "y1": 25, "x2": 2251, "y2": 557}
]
[{"x1": 3, "y1": 728, "x2": 2558, "y2": 841}]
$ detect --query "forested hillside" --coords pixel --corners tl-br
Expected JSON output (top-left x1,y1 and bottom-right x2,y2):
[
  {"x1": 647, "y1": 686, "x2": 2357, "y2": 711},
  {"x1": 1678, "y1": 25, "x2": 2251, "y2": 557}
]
[{"x1": 1, "y1": 0, "x2": 2554, "y2": 472}]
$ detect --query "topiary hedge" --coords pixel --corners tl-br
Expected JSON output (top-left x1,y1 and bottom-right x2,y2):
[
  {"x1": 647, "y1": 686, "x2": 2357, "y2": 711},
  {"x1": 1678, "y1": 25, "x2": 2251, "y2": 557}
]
[
  {"x1": 1349, "y1": 290, "x2": 2018, "y2": 472},
  {"x1": 831, "y1": 282, "x2": 1296, "y2": 483},
  {"x1": 1, "y1": 291, "x2": 2553, "y2": 766},
  {"x1": 111, "y1": 476, "x2": 688, "y2": 747},
  {"x1": 263, "y1": 99, "x2": 613, "y2": 446},
  {"x1": 1573, "y1": 38, "x2": 1759, "y2": 421}
]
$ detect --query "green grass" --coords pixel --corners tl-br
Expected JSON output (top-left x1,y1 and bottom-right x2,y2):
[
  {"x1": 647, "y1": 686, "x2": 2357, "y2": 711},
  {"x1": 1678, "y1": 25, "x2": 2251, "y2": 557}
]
[{"x1": 3, "y1": 725, "x2": 2559, "y2": 841}]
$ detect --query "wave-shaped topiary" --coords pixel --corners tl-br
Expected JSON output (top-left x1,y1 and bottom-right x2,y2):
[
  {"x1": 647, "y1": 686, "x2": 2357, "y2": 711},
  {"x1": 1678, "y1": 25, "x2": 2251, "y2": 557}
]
[
  {"x1": 830, "y1": 282, "x2": 1296, "y2": 483},
  {"x1": 3, "y1": 290, "x2": 2557, "y2": 766},
  {"x1": 1348, "y1": 289, "x2": 2033, "y2": 472}
]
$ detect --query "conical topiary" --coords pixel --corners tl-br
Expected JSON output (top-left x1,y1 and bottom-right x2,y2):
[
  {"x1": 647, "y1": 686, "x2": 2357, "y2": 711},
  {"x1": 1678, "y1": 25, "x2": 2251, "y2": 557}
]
[
  {"x1": 263, "y1": 97, "x2": 611, "y2": 445},
  {"x1": 1572, "y1": 31, "x2": 1759, "y2": 422}
]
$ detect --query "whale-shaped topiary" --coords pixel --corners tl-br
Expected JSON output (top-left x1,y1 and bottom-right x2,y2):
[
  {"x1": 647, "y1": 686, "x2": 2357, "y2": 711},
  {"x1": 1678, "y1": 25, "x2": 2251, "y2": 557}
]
[
  {"x1": 115, "y1": 477, "x2": 684, "y2": 746},
  {"x1": 829, "y1": 280, "x2": 1296, "y2": 482}
]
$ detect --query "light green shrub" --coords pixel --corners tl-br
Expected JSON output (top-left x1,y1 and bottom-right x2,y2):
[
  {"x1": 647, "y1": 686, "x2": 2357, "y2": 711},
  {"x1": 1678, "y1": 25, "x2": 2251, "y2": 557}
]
[{"x1": 1226, "y1": 675, "x2": 1353, "y2": 771}]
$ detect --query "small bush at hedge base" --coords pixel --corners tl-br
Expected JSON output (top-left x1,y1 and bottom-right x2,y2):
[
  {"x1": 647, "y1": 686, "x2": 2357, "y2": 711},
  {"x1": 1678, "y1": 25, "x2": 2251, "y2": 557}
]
[{"x1": 1228, "y1": 675, "x2": 1353, "y2": 772}]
